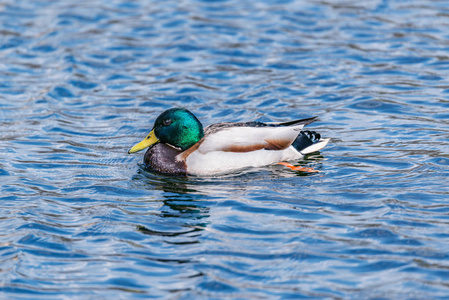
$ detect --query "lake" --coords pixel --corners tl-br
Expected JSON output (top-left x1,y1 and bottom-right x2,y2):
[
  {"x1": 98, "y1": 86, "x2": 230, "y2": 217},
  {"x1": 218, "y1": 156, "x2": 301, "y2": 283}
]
[{"x1": 1, "y1": 0, "x2": 449, "y2": 298}]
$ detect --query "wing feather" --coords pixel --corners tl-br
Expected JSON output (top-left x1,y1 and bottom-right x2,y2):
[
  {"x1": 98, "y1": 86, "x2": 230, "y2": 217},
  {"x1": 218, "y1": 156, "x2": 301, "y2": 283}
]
[
  {"x1": 177, "y1": 118, "x2": 317, "y2": 161},
  {"x1": 197, "y1": 125, "x2": 303, "y2": 154}
]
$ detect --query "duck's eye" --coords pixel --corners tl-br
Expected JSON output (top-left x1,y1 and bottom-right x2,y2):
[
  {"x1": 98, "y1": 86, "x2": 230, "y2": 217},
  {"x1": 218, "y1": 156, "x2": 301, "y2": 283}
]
[{"x1": 162, "y1": 119, "x2": 172, "y2": 126}]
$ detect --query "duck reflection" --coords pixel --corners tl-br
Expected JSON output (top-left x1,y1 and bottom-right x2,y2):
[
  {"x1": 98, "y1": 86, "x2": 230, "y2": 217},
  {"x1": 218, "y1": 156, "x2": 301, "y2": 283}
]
[
  {"x1": 133, "y1": 165, "x2": 211, "y2": 238},
  {"x1": 132, "y1": 153, "x2": 326, "y2": 239}
]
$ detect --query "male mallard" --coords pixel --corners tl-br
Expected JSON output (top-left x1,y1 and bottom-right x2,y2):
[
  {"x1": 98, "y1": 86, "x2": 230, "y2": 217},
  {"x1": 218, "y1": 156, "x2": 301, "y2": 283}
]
[{"x1": 128, "y1": 108, "x2": 329, "y2": 175}]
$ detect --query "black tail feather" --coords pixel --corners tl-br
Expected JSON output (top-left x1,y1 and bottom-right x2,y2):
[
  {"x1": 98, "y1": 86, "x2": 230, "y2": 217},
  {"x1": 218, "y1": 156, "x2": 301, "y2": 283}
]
[
  {"x1": 292, "y1": 130, "x2": 321, "y2": 153},
  {"x1": 277, "y1": 116, "x2": 318, "y2": 127}
]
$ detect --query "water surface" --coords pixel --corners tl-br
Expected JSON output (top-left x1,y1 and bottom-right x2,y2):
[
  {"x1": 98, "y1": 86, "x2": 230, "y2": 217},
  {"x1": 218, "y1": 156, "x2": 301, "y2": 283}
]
[{"x1": 1, "y1": 0, "x2": 449, "y2": 298}]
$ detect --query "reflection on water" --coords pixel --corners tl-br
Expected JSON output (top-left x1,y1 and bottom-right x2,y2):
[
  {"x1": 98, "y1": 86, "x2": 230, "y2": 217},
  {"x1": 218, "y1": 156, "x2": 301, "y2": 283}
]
[
  {"x1": 135, "y1": 169, "x2": 211, "y2": 239},
  {"x1": 1, "y1": 0, "x2": 449, "y2": 298}
]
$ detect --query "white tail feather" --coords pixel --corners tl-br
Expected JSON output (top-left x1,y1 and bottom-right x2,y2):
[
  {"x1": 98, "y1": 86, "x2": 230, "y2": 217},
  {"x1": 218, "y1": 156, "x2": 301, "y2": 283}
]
[{"x1": 300, "y1": 138, "x2": 330, "y2": 155}]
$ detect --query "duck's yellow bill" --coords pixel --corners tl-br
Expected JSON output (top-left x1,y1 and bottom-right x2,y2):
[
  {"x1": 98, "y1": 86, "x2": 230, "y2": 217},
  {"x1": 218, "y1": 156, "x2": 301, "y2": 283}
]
[{"x1": 128, "y1": 129, "x2": 159, "y2": 154}]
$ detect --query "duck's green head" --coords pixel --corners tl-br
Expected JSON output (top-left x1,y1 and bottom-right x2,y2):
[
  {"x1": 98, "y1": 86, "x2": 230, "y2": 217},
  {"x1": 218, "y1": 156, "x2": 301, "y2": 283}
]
[{"x1": 128, "y1": 108, "x2": 204, "y2": 153}]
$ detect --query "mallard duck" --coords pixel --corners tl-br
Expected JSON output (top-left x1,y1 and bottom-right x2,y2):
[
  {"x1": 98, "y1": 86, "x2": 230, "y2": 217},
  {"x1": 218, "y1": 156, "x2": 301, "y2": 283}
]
[{"x1": 128, "y1": 108, "x2": 329, "y2": 175}]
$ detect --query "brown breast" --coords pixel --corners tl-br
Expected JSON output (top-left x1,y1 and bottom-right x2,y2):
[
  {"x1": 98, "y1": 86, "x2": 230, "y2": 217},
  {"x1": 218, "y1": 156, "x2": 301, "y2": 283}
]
[{"x1": 144, "y1": 143, "x2": 187, "y2": 175}]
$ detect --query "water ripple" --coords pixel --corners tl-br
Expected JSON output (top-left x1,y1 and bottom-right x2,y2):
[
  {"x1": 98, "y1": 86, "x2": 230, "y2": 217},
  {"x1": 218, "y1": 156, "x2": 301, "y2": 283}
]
[{"x1": 1, "y1": 0, "x2": 449, "y2": 298}]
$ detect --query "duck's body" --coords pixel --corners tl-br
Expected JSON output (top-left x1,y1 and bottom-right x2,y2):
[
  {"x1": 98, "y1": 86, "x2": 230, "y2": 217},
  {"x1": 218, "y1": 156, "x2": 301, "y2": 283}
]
[{"x1": 128, "y1": 108, "x2": 329, "y2": 176}]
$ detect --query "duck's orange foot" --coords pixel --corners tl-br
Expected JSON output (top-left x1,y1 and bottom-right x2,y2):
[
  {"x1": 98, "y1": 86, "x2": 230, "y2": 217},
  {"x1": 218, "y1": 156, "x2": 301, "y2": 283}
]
[{"x1": 278, "y1": 162, "x2": 319, "y2": 173}]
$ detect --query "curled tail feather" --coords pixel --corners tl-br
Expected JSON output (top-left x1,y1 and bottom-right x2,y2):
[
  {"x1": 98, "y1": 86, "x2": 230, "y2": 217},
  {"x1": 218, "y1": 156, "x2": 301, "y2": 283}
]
[{"x1": 292, "y1": 130, "x2": 330, "y2": 155}]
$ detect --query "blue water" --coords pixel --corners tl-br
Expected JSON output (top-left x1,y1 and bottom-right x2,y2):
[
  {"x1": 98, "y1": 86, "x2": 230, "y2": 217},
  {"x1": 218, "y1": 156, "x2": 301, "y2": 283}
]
[{"x1": 1, "y1": 0, "x2": 449, "y2": 298}]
